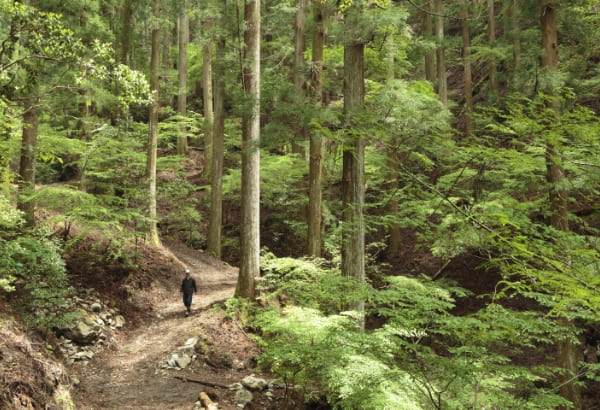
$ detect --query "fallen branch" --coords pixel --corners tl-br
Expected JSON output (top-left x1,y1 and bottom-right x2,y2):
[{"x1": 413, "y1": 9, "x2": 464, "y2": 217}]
[
  {"x1": 432, "y1": 259, "x2": 452, "y2": 280},
  {"x1": 199, "y1": 391, "x2": 218, "y2": 410},
  {"x1": 173, "y1": 374, "x2": 231, "y2": 389}
]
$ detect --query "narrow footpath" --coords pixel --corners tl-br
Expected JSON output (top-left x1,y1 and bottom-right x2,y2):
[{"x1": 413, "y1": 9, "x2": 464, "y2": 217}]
[{"x1": 71, "y1": 243, "x2": 262, "y2": 410}]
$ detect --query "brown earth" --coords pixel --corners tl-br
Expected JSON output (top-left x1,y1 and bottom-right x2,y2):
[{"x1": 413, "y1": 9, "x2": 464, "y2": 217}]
[{"x1": 68, "y1": 240, "x2": 301, "y2": 410}]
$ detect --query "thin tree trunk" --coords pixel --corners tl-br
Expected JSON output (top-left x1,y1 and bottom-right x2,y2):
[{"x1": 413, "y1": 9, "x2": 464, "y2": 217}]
[
  {"x1": 307, "y1": 0, "x2": 324, "y2": 258},
  {"x1": 120, "y1": 0, "x2": 133, "y2": 65},
  {"x1": 236, "y1": 0, "x2": 260, "y2": 299},
  {"x1": 487, "y1": 0, "x2": 498, "y2": 95},
  {"x1": 342, "y1": 38, "x2": 365, "y2": 325},
  {"x1": 462, "y1": 0, "x2": 474, "y2": 136},
  {"x1": 423, "y1": 0, "x2": 435, "y2": 83},
  {"x1": 385, "y1": 37, "x2": 401, "y2": 258},
  {"x1": 291, "y1": 0, "x2": 307, "y2": 157},
  {"x1": 177, "y1": 6, "x2": 189, "y2": 156},
  {"x1": 17, "y1": 90, "x2": 39, "y2": 227},
  {"x1": 541, "y1": 1, "x2": 581, "y2": 407},
  {"x1": 434, "y1": 0, "x2": 447, "y2": 107},
  {"x1": 146, "y1": 0, "x2": 161, "y2": 247},
  {"x1": 207, "y1": 33, "x2": 226, "y2": 259},
  {"x1": 509, "y1": 0, "x2": 521, "y2": 87},
  {"x1": 203, "y1": 39, "x2": 214, "y2": 176}
]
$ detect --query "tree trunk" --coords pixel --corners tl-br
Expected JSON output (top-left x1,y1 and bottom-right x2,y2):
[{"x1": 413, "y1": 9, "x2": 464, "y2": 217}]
[
  {"x1": 342, "y1": 39, "x2": 365, "y2": 324},
  {"x1": 291, "y1": 0, "x2": 307, "y2": 157},
  {"x1": 203, "y1": 39, "x2": 214, "y2": 176},
  {"x1": 487, "y1": 0, "x2": 498, "y2": 96},
  {"x1": 385, "y1": 37, "x2": 401, "y2": 259},
  {"x1": 236, "y1": 0, "x2": 260, "y2": 300},
  {"x1": 120, "y1": 0, "x2": 133, "y2": 65},
  {"x1": 434, "y1": 0, "x2": 447, "y2": 107},
  {"x1": 17, "y1": 92, "x2": 39, "y2": 227},
  {"x1": 511, "y1": 0, "x2": 521, "y2": 72},
  {"x1": 423, "y1": 0, "x2": 435, "y2": 83},
  {"x1": 146, "y1": 0, "x2": 161, "y2": 247},
  {"x1": 462, "y1": 0, "x2": 474, "y2": 136},
  {"x1": 307, "y1": 0, "x2": 324, "y2": 258},
  {"x1": 207, "y1": 33, "x2": 226, "y2": 259},
  {"x1": 177, "y1": 6, "x2": 189, "y2": 156},
  {"x1": 540, "y1": 1, "x2": 581, "y2": 407}
]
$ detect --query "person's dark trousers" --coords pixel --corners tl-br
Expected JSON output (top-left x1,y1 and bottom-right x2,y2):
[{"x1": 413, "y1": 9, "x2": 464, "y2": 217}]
[{"x1": 183, "y1": 292, "x2": 193, "y2": 312}]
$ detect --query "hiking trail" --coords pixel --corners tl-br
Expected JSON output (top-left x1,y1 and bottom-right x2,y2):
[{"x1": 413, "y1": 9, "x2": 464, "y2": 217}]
[{"x1": 71, "y1": 242, "x2": 268, "y2": 410}]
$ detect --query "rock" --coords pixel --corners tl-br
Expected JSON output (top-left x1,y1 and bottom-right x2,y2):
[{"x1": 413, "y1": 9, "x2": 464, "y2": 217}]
[
  {"x1": 90, "y1": 302, "x2": 102, "y2": 312},
  {"x1": 114, "y1": 315, "x2": 125, "y2": 329},
  {"x1": 73, "y1": 351, "x2": 94, "y2": 361},
  {"x1": 59, "y1": 310, "x2": 102, "y2": 344},
  {"x1": 232, "y1": 359, "x2": 246, "y2": 370},
  {"x1": 185, "y1": 337, "x2": 199, "y2": 346},
  {"x1": 241, "y1": 375, "x2": 268, "y2": 391},
  {"x1": 175, "y1": 354, "x2": 192, "y2": 369},
  {"x1": 234, "y1": 388, "x2": 253, "y2": 407}
]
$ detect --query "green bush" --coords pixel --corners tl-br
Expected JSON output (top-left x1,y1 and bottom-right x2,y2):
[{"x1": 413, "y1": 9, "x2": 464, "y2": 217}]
[
  {"x1": 252, "y1": 254, "x2": 569, "y2": 409},
  {"x1": 0, "y1": 195, "x2": 73, "y2": 327}
]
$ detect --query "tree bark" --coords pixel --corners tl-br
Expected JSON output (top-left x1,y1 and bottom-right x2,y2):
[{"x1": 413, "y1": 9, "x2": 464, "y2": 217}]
[
  {"x1": 434, "y1": 0, "x2": 447, "y2": 107},
  {"x1": 342, "y1": 38, "x2": 365, "y2": 324},
  {"x1": 291, "y1": 0, "x2": 307, "y2": 157},
  {"x1": 510, "y1": 0, "x2": 521, "y2": 88},
  {"x1": 203, "y1": 39, "x2": 214, "y2": 176},
  {"x1": 307, "y1": 0, "x2": 324, "y2": 258},
  {"x1": 423, "y1": 0, "x2": 435, "y2": 83},
  {"x1": 487, "y1": 0, "x2": 498, "y2": 96},
  {"x1": 177, "y1": 5, "x2": 189, "y2": 156},
  {"x1": 207, "y1": 32, "x2": 226, "y2": 259},
  {"x1": 17, "y1": 92, "x2": 39, "y2": 227},
  {"x1": 120, "y1": 0, "x2": 133, "y2": 65},
  {"x1": 236, "y1": 0, "x2": 260, "y2": 300},
  {"x1": 146, "y1": 0, "x2": 161, "y2": 247},
  {"x1": 462, "y1": 0, "x2": 474, "y2": 136},
  {"x1": 540, "y1": 1, "x2": 581, "y2": 407}
]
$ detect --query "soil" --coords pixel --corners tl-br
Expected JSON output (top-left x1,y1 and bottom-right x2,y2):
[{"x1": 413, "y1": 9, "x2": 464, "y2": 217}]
[{"x1": 68, "y1": 240, "x2": 296, "y2": 410}]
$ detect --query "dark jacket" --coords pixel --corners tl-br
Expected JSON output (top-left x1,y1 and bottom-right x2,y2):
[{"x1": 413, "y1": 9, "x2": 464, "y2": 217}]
[{"x1": 180, "y1": 277, "x2": 197, "y2": 294}]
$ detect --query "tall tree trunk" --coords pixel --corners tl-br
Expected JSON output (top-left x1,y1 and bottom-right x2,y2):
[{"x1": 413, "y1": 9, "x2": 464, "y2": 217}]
[
  {"x1": 236, "y1": 0, "x2": 260, "y2": 299},
  {"x1": 120, "y1": 0, "x2": 133, "y2": 65},
  {"x1": 291, "y1": 0, "x2": 307, "y2": 157},
  {"x1": 487, "y1": 0, "x2": 498, "y2": 96},
  {"x1": 146, "y1": 0, "x2": 161, "y2": 247},
  {"x1": 385, "y1": 37, "x2": 401, "y2": 259},
  {"x1": 462, "y1": 0, "x2": 474, "y2": 137},
  {"x1": 434, "y1": 0, "x2": 447, "y2": 107},
  {"x1": 307, "y1": 0, "x2": 324, "y2": 258},
  {"x1": 423, "y1": 0, "x2": 435, "y2": 83},
  {"x1": 203, "y1": 39, "x2": 214, "y2": 176},
  {"x1": 342, "y1": 38, "x2": 365, "y2": 325},
  {"x1": 177, "y1": 5, "x2": 189, "y2": 156},
  {"x1": 17, "y1": 79, "x2": 39, "y2": 227},
  {"x1": 508, "y1": 0, "x2": 521, "y2": 87},
  {"x1": 540, "y1": 1, "x2": 581, "y2": 408},
  {"x1": 207, "y1": 32, "x2": 226, "y2": 259}
]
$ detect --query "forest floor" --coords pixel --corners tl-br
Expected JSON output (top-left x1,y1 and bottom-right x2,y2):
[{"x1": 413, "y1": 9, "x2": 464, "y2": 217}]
[{"x1": 69, "y1": 241, "x2": 301, "y2": 410}]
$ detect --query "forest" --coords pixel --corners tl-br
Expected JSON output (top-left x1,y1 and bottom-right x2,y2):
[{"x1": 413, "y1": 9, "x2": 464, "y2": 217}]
[{"x1": 1, "y1": 0, "x2": 600, "y2": 408}]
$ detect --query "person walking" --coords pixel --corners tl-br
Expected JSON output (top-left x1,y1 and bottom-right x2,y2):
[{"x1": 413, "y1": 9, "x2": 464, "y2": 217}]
[{"x1": 180, "y1": 269, "x2": 197, "y2": 316}]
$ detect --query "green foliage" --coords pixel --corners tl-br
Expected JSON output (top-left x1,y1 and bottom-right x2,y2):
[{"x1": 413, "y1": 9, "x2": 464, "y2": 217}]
[
  {"x1": 253, "y1": 255, "x2": 568, "y2": 409},
  {"x1": 259, "y1": 251, "x2": 368, "y2": 314},
  {"x1": 0, "y1": 195, "x2": 73, "y2": 327}
]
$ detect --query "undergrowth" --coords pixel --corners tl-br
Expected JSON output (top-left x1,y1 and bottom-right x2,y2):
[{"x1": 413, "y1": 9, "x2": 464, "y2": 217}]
[{"x1": 244, "y1": 252, "x2": 570, "y2": 409}]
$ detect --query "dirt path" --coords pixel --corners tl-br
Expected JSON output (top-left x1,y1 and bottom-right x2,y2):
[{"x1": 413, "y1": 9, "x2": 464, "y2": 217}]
[{"x1": 71, "y1": 244, "x2": 258, "y2": 410}]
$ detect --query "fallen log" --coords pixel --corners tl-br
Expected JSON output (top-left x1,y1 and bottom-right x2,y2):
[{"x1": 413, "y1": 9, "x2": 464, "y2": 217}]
[
  {"x1": 199, "y1": 391, "x2": 218, "y2": 410},
  {"x1": 173, "y1": 374, "x2": 231, "y2": 389}
]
